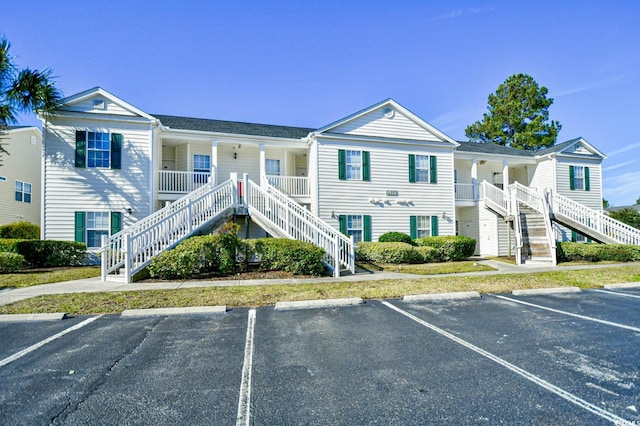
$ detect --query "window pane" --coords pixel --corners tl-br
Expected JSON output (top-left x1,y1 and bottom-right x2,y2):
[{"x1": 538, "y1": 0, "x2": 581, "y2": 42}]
[
  {"x1": 415, "y1": 155, "x2": 429, "y2": 182},
  {"x1": 15, "y1": 191, "x2": 22, "y2": 202},
  {"x1": 346, "y1": 150, "x2": 361, "y2": 180},
  {"x1": 193, "y1": 154, "x2": 210, "y2": 171},
  {"x1": 265, "y1": 159, "x2": 281, "y2": 176},
  {"x1": 87, "y1": 230, "x2": 109, "y2": 248},
  {"x1": 346, "y1": 215, "x2": 363, "y2": 243},
  {"x1": 87, "y1": 132, "x2": 110, "y2": 168}
]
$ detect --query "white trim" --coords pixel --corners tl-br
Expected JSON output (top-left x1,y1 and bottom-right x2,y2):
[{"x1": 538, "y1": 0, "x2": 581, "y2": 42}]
[{"x1": 56, "y1": 87, "x2": 156, "y2": 120}]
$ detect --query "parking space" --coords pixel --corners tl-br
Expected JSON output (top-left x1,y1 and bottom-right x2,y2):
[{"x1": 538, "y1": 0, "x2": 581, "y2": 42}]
[{"x1": 1, "y1": 289, "x2": 639, "y2": 425}]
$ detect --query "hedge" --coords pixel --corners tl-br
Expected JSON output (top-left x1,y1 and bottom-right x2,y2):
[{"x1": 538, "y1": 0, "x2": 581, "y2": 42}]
[
  {"x1": 356, "y1": 242, "x2": 422, "y2": 264},
  {"x1": 253, "y1": 238, "x2": 325, "y2": 275},
  {"x1": 0, "y1": 221, "x2": 40, "y2": 239},
  {"x1": 15, "y1": 240, "x2": 87, "y2": 267},
  {"x1": 414, "y1": 236, "x2": 476, "y2": 261},
  {"x1": 0, "y1": 239, "x2": 21, "y2": 253},
  {"x1": 148, "y1": 235, "x2": 221, "y2": 279},
  {"x1": 378, "y1": 232, "x2": 413, "y2": 245},
  {"x1": 0, "y1": 252, "x2": 24, "y2": 272},
  {"x1": 556, "y1": 242, "x2": 640, "y2": 263}
]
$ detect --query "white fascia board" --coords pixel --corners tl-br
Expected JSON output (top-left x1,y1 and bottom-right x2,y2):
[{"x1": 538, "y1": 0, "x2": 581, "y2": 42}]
[
  {"x1": 315, "y1": 98, "x2": 459, "y2": 147},
  {"x1": 454, "y1": 150, "x2": 537, "y2": 165},
  {"x1": 315, "y1": 132, "x2": 456, "y2": 150},
  {"x1": 6, "y1": 126, "x2": 42, "y2": 137},
  {"x1": 159, "y1": 127, "x2": 308, "y2": 148},
  {"x1": 47, "y1": 110, "x2": 156, "y2": 125},
  {"x1": 59, "y1": 87, "x2": 156, "y2": 121},
  {"x1": 535, "y1": 138, "x2": 607, "y2": 160}
]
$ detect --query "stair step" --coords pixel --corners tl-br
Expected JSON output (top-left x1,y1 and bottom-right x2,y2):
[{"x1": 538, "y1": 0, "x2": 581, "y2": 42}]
[{"x1": 104, "y1": 275, "x2": 127, "y2": 283}]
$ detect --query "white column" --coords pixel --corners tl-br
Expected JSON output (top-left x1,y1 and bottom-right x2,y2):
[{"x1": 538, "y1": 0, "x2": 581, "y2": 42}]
[
  {"x1": 210, "y1": 140, "x2": 218, "y2": 185},
  {"x1": 502, "y1": 160, "x2": 509, "y2": 190},
  {"x1": 259, "y1": 144, "x2": 266, "y2": 187},
  {"x1": 471, "y1": 158, "x2": 478, "y2": 200}
]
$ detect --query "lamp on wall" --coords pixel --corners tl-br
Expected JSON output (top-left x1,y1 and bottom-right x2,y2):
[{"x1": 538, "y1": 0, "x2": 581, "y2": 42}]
[
  {"x1": 234, "y1": 152, "x2": 237, "y2": 159},
  {"x1": 127, "y1": 208, "x2": 133, "y2": 215},
  {"x1": 441, "y1": 211, "x2": 447, "y2": 219}
]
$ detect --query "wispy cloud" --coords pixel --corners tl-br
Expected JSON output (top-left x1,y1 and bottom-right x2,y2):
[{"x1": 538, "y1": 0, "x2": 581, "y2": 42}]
[
  {"x1": 429, "y1": 109, "x2": 476, "y2": 138},
  {"x1": 603, "y1": 160, "x2": 635, "y2": 172},
  {"x1": 603, "y1": 170, "x2": 640, "y2": 206},
  {"x1": 606, "y1": 142, "x2": 640, "y2": 157},
  {"x1": 425, "y1": 7, "x2": 494, "y2": 23},
  {"x1": 553, "y1": 75, "x2": 628, "y2": 97}
]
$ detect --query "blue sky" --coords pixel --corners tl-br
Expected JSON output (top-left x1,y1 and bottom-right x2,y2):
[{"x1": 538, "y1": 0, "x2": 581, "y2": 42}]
[{"x1": 2, "y1": 1, "x2": 639, "y2": 206}]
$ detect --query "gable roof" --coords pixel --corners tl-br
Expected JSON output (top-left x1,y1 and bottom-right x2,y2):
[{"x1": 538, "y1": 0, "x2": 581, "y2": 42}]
[
  {"x1": 456, "y1": 137, "x2": 606, "y2": 160},
  {"x1": 314, "y1": 99, "x2": 459, "y2": 146},
  {"x1": 57, "y1": 87, "x2": 156, "y2": 120},
  {"x1": 536, "y1": 137, "x2": 606, "y2": 159},
  {"x1": 153, "y1": 114, "x2": 313, "y2": 139}
]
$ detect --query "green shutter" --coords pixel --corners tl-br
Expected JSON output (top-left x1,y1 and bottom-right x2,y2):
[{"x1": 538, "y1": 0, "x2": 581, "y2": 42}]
[
  {"x1": 585, "y1": 167, "x2": 590, "y2": 191},
  {"x1": 74, "y1": 211, "x2": 86, "y2": 243},
  {"x1": 111, "y1": 133, "x2": 123, "y2": 169},
  {"x1": 75, "y1": 131, "x2": 86, "y2": 168},
  {"x1": 110, "y1": 212, "x2": 122, "y2": 235},
  {"x1": 431, "y1": 215, "x2": 439, "y2": 236},
  {"x1": 363, "y1": 215, "x2": 372, "y2": 242},
  {"x1": 430, "y1": 156, "x2": 437, "y2": 183},
  {"x1": 569, "y1": 166, "x2": 575, "y2": 190},
  {"x1": 338, "y1": 150, "x2": 346, "y2": 180},
  {"x1": 362, "y1": 151, "x2": 370, "y2": 181},
  {"x1": 409, "y1": 216, "x2": 417, "y2": 239},
  {"x1": 408, "y1": 154, "x2": 416, "y2": 183},
  {"x1": 571, "y1": 230, "x2": 577, "y2": 242},
  {"x1": 339, "y1": 215, "x2": 347, "y2": 235}
]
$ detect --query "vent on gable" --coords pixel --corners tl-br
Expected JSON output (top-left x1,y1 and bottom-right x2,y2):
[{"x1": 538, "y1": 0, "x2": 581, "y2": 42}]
[
  {"x1": 93, "y1": 99, "x2": 106, "y2": 110},
  {"x1": 383, "y1": 107, "x2": 395, "y2": 119}
]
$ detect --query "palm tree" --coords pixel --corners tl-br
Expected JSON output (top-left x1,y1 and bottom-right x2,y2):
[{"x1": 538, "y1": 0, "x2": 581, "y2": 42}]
[{"x1": 0, "y1": 37, "x2": 63, "y2": 158}]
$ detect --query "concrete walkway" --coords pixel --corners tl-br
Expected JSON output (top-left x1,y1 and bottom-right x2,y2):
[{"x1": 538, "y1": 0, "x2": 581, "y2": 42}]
[{"x1": 1, "y1": 260, "x2": 639, "y2": 307}]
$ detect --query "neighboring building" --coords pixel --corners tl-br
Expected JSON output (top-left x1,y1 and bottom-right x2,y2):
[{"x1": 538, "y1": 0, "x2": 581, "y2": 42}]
[
  {"x1": 0, "y1": 126, "x2": 42, "y2": 226},
  {"x1": 39, "y1": 88, "x2": 638, "y2": 283}
]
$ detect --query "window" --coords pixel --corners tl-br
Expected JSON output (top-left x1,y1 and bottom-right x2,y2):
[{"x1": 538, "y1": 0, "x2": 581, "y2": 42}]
[
  {"x1": 339, "y1": 214, "x2": 371, "y2": 242},
  {"x1": 265, "y1": 159, "x2": 281, "y2": 176},
  {"x1": 570, "y1": 166, "x2": 590, "y2": 191},
  {"x1": 492, "y1": 172, "x2": 503, "y2": 190},
  {"x1": 193, "y1": 154, "x2": 211, "y2": 184},
  {"x1": 86, "y1": 212, "x2": 110, "y2": 248},
  {"x1": 410, "y1": 215, "x2": 439, "y2": 239},
  {"x1": 15, "y1": 181, "x2": 32, "y2": 203},
  {"x1": 409, "y1": 154, "x2": 437, "y2": 183},
  {"x1": 338, "y1": 149, "x2": 370, "y2": 181},
  {"x1": 75, "y1": 131, "x2": 122, "y2": 169}
]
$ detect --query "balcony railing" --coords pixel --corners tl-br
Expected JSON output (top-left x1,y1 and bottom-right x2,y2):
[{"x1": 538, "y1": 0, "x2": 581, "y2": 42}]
[
  {"x1": 266, "y1": 176, "x2": 309, "y2": 197},
  {"x1": 159, "y1": 171, "x2": 211, "y2": 193},
  {"x1": 455, "y1": 183, "x2": 477, "y2": 201}
]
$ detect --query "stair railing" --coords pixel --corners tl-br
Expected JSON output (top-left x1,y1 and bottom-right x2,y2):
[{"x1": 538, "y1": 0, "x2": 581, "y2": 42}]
[
  {"x1": 100, "y1": 179, "x2": 235, "y2": 283},
  {"x1": 480, "y1": 181, "x2": 510, "y2": 216}
]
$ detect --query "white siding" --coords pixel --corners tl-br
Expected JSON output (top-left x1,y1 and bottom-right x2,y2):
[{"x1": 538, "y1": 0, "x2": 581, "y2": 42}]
[
  {"x1": 216, "y1": 144, "x2": 260, "y2": 183},
  {"x1": 556, "y1": 156, "x2": 603, "y2": 211},
  {"x1": 65, "y1": 96, "x2": 137, "y2": 116},
  {"x1": 530, "y1": 157, "x2": 555, "y2": 191},
  {"x1": 331, "y1": 108, "x2": 443, "y2": 141},
  {"x1": 456, "y1": 206, "x2": 480, "y2": 255},
  {"x1": 0, "y1": 129, "x2": 41, "y2": 225},
  {"x1": 43, "y1": 117, "x2": 152, "y2": 241},
  {"x1": 316, "y1": 137, "x2": 455, "y2": 240}
]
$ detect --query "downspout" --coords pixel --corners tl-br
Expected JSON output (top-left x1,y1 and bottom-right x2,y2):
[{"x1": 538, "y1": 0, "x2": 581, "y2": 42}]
[
  {"x1": 39, "y1": 121, "x2": 46, "y2": 240},
  {"x1": 149, "y1": 121, "x2": 155, "y2": 216}
]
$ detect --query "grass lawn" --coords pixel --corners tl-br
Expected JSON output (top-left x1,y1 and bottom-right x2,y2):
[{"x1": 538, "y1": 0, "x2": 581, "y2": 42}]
[
  {"x1": 2, "y1": 264, "x2": 639, "y2": 315},
  {"x1": 378, "y1": 261, "x2": 495, "y2": 275},
  {"x1": 0, "y1": 267, "x2": 101, "y2": 290}
]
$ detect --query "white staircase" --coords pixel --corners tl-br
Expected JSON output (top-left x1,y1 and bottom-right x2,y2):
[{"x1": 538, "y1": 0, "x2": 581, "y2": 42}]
[
  {"x1": 100, "y1": 179, "x2": 236, "y2": 283},
  {"x1": 245, "y1": 176, "x2": 355, "y2": 277}
]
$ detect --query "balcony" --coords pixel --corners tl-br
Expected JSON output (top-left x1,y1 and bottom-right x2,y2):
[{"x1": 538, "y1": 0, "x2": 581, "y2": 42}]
[
  {"x1": 455, "y1": 183, "x2": 477, "y2": 204},
  {"x1": 158, "y1": 171, "x2": 211, "y2": 197},
  {"x1": 266, "y1": 176, "x2": 310, "y2": 198}
]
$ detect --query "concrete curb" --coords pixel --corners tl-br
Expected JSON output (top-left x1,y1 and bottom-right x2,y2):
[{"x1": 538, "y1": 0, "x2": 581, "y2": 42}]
[
  {"x1": 403, "y1": 292, "x2": 481, "y2": 302},
  {"x1": 603, "y1": 283, "x2": 640, "y2": 289},
  {"x1": 0, "y1": 313, "x2": 66, "y2": 322},
  {"x1": 275, "y1": 297, "x2": 363, "y2": 311},
  {"x1": 120, "y1": 306, "x2": 226, "y2": 317},
  {"x1": 512, "y1": 287, "x2": 581, "y2": 296}
]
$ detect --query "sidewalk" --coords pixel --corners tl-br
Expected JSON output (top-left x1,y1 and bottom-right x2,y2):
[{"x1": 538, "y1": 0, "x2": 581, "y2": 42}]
[{"x1": 1, "y1": 260, "x2": 639, "y2": 307}]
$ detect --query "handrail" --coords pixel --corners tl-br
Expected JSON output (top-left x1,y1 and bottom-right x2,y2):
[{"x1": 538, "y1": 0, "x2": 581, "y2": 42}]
[
  {"x1": 480, "y1": 181, "x2": 510, "y2": 214},
  {"x1": 511, "y1": 182, "x2": 542, "y2": 212},
  {"x1": 266, "y1": 175, "x2": 309, "y2": 197},
  {"x1": 541, "y1": 189, "x2": 557, "y2": 265},
  {"x1": 247, "y1": 178, "x2": 355, "y2": 276},
  {"x1": 100, "y1": 179, "x2": 235, "y2": 283},
  {"x1": 550, "y1": 191, "x2": 640, "y2": 245},
  {"x1": 511, "y1": 190, "x2": 523, "y2": 265}
]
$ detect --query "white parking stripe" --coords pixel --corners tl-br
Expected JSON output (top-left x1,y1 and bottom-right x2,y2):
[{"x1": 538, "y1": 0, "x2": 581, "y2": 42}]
[
  {"x1": 494, "y1": 295, "x2": 640, "y2": 333},
  {"x1": 593, "y1": 289, "x2": 640, "y2": 300},
  {"x1": 236, "y1": 309, "x2": 256, "y2": 426},
  {"x1": 0, "y1": 316, "x2": 102, "y2": 368},
  {"x1": 381, "y1": 301, "x2": 632, "y2": 425}
]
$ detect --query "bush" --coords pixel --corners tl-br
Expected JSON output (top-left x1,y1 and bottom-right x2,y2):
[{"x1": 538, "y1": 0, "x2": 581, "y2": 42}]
[
  {"x1": 414, "y1": 246, "x2": 438, "y2": 263},
  {"x1": 414, "y1": 236, "x2": 476, "y2": 261},
  {"x1": 253, "y1": 238, "x2": 325, "y2": 275},
  {"x1": 212, "y1": 223, "x2": 243, "y2": 274},
  {"x1": 557, "y1": 242, "x2": 640, "y2": 263},
  {"x1": 0, "y1": 252, "x2": 24, "y2": 272},
  {"x1": 15, "y1": 240, "x2": 87, "y2": 267},
  {"x1": 356, "y1": 242, "x2": 422, "y2": 264},
  {"x1": 378, "y1": 232, "x2": 413, "y2": 245},
  {"x1": 148, "y1": 235, "x2": 220, "y2": 279},
  {"x1": 0, "y1": 221, "x2": 40, "y2": 239},
  {"x1": 0, "y1": 239, "x2": 21, "y2": 253}
]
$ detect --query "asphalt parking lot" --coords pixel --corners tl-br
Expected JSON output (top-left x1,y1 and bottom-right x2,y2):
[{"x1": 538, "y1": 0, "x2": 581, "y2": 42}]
[{"x1": 1, "y1": 288, "x2": 639, "y2": 425}]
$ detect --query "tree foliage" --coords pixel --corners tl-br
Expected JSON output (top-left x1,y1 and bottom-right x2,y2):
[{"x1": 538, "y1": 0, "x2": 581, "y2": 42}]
[
  {"x1": 0, "y1": 37, "x2": 62, "y2": 158},
  {"x1": 608, "y1": 208, "x2": 640, "y2": 230},
  {"x1": 465, "y1": 73, "x2": 561, "y2": 151}
]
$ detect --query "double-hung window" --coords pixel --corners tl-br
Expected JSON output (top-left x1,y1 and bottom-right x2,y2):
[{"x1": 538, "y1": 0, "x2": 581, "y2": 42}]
[
  {"x1": 409, "y1": 215, "x2": 439, "y2": 239},
  {"x1": 75, "y1": 131, "x2": 122, "y2": 169},
  {"x1": 409, "y1": 154, "x2": 437, "y2": 183},
  {"x1": 265, "y1": 159, "x2": 281, "y2": 176},
  {"x1": 193, "y1": 154, "x2": 211, "y2": 184},
  {"x1": 569, "y1": 166, "x2": 590, "y2": 191},
  {"x1": 15, "y1": 180, "x2": 32, "y2": 203},
  {"x1": 338, "y1": 149, "x2": 370, "y2": 181},
  {"x1": 86, "y1": 212, "x2": 110, "y2": 248},
  {"x1": 339, "y1": 214, "x2": 372, "y2": 243}
]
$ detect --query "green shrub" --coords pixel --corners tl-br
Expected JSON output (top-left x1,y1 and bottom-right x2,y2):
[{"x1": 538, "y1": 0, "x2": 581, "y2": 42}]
[
  {"x1": 557, "y1": 242, "x2": 640, "y2": 263},
  {"x1": 414, "y1": 246, "x2": 438, "y2": 263},
  {"x1": 14, "y1": 240, "x2": 87, "y2": 267},
  {"x1": 378, "y1": 231, "x2": 413, "y2": 245},
  {"x1": 0, "y1": 239, "x2": 22, "y2": 253},
  {"x1": 253, "y1": 238, "x2": 325, "y2": 275},
  {"x1": 414, "y1": 236, "x2": 476, "y2": 261},
  {"x1": 212, "y1": 222, "x2": 243, "y2": 274},
  {"x1": 0, "y1": 252, "x2": 24, "y2": 272},
  {"x1": 0, "y1": 221, "x2": 40, "y2": 239},
  {"x1": 356, "y1": 242, "x2": 422, "y2": 264},
  {"x1": 148, "y1": 235, "x2": 220, "y2": 279}
]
